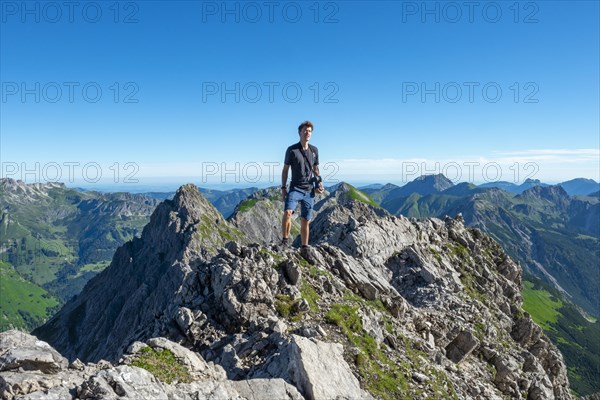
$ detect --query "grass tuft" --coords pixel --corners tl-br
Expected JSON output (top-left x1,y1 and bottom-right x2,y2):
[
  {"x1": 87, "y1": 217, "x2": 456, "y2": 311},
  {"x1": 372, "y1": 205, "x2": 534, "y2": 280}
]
[{"x1": 131, "y1": 347, "x2": 192, "y2": 384}]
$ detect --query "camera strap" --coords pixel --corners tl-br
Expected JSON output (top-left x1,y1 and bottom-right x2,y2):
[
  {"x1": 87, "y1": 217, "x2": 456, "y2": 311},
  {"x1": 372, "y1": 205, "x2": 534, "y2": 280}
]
[{"x1": 300, "y1": 145, "x2": 315, "y2": 180}]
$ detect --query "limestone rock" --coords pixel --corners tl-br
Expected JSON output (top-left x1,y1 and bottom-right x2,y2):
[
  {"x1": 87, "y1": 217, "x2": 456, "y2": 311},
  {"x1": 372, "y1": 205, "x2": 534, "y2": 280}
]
[
  {"x1": 0, "y1": 330, "x2": 68, "y2": 374},
  {"x1": 231, "y1": 379, "x2": 303, "y2": 400},
  {"x1": 79, "y1": 366, "x2": 167, "y2": 399},
  {"x1": 445, "y1": 331, "x2": 479, "y2": 363}
]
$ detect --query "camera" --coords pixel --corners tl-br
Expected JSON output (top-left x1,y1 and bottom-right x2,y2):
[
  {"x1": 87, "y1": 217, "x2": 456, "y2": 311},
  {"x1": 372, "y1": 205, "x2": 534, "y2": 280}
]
[{"x1": 310, "y1": 175, "x2": 323, "y2": 193}]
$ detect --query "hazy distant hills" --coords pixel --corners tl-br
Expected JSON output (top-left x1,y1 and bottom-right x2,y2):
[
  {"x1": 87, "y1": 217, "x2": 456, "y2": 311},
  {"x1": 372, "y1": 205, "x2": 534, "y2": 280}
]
[
  {"x1": 559, "y1": 178, "x2": 600, "y2": 196},
  {"x1": 478, "y1": 178, "x2": 548, "y2": 193},
  {"x1": 363, "y1": 177, "x2": 599, "y2": 197},
  {"x1": 476, "y1": 177, "x2": 599, "y2": 196}
]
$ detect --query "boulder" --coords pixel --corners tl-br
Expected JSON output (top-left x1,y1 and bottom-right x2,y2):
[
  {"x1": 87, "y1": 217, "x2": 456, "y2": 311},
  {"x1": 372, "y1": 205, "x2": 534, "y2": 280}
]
[
  {"x1": 0, "y1": 331, "x2": 68, "y2": 374},
  {"x1": 445, "y1": 331, "x2": 479, "y2": 363}
]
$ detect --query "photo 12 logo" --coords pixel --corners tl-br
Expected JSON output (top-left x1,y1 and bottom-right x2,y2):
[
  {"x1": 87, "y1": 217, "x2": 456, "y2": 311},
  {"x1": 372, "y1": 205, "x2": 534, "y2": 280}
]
[
  {"x1": 401, "y1": 81, "x2": 539, "y2": 103},
  {"x1": 1, "y1": 82, "x2": 140, "y2": 104},
  {"x1": 400, "y1": 1, "x2": 539, "y2": 23},
  {"x1": 200, "y1": 161, "x2": 339, "y2": 184},
  {"x1": 2, "y1": 162, "x2": 140, "y2": 184},
  {"x1": 200, "y1": 1, "x2": 340, "y2": 23},
  {"x1": 201, "y1": 81, "x2": 340, "y2": 104},
  {"x1": 401, "y1": 161, "x2": 539, "y2": 183},
  {"x1": 1, "y1": 1, "x2": 140, "y2": 23}
]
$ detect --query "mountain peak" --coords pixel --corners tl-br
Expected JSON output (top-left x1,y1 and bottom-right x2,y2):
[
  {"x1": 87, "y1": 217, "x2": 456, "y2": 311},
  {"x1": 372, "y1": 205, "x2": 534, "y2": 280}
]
[
  {"x1": 1, "y1": 178, "x2": 67, "y2": 199},
  {"x1": 520, "y1": 184, "x2": 569, "y2": 198},
  {"x1": 517, "y1": 185, "x2": 571, "y2": 211},
  {"x1": 415, "y1": 173, "x2": 451, "y2": 182},
  {"x1": 172, "y1": 183, "x2": 210, "y2": 209},
  {"x1": 384, "y1": 174, "x2": 454, "y2": 201},
  {"x1": 34, "y1": 183, "x2": 245, "y2": 362},
  {"x1": 320, "y1": 182, "x2": 379, "y2": 208},
  {"x1": 558, "y1": 178, "x2": 600, "y2": 196},
  {"x1": 409, "y1": 174, "x2": 454, "y2": 190}
]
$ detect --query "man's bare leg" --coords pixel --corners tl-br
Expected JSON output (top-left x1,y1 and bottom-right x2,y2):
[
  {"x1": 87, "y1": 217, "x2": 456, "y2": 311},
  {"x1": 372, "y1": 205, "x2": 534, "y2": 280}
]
[
  {"x1": 282, "y1": 210, "x2": 293, "y2": 240},
  {"x1": 300, "y1": 217, "x2": 309, "y2": 246}
]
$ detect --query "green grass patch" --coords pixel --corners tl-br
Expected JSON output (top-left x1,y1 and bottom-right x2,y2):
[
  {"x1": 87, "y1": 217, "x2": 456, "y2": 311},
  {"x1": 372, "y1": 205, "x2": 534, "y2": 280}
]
[
  {"x1": 430, "y1": 247, "x2": 443, "y2": 263},
  {"x1": 274, "y1": 294, "x2": 304, "y2": 322},
  {"x1": 300, "y1": 282, "x2": 320, "y2": 313},
  {"x1": 195, "y1": 215, "x2": 242, "y2": 247},
  {"x1": 308, "y1": 265, "x2": 331, "y2": 278},
  {"x1": 521, "y1": 276, "x2": 600, "y2": 396},
  {"x1": 0, "y1": 261, "x2": 59, "y2": 332},
  {"x1": 343, "y1": 289, "x2": 389, "y2": 314},
  {"x1": 522, "y1": 281, "x2": 563, "y2": 330},
  {"x1": 447, "y1": 242, "x2": 469, "y2": 260},
  {"x1": 259, "y1": 248, "x2": 285, "y2": 267},
  {"x1": 237, "y1": 198, "x2": 258, "y2": 213},
  {"x1": 131, "y1": 347, "x2": 192, "y2": 384},
  {"x1": 325, "y1": 304, "x2": 410, "y2": 400},
  {"x1": 460, "y1": 271, "x2": 486, "y2": 304},
  {"x1": 474, "y1": 321, "x2": 485, "y2": 342},
  {"x1": 70, "y1": 260, "x2": 110, "y2": 279},
  {"x1": 347, "y1": 185, "x2": 380, "y2": 208}
]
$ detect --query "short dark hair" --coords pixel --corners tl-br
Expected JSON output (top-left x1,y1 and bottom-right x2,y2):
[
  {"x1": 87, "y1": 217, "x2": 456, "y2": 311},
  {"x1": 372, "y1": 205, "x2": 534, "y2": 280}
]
[{"x1": 298, "y1": 121, "x2": 314, "y2": 134}]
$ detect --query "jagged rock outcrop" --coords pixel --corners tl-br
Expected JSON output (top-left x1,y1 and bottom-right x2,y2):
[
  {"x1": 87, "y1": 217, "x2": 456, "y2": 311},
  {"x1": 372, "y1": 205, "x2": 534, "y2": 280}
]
[
  {"x1": 0, "y1": 330, "x2": 302, "y2": 400},
  {"x1": 227, "y1": 183, "x2": 377, "y2": 247},
  {"x1": 227, "y1": 187, "x2": 302, "y2": 245},
  {"x1": 313, "y1": 183, "x2": 377, "y2": 212},
  {"x1": 27, "y1": 184, "x2": 572, "y2": 399},
  {"x1": 34, "y1": 184, "x2": 244, "y2": 362}
]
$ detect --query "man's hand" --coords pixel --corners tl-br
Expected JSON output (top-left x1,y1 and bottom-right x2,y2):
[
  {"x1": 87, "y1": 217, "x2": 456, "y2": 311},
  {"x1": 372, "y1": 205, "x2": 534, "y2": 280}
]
[
  {"x1": 281, "y1": 187, "x2": 287, "y2": 198},
  {"x1": 315, "y1": 183, "x2": 324, "y2": 194}
]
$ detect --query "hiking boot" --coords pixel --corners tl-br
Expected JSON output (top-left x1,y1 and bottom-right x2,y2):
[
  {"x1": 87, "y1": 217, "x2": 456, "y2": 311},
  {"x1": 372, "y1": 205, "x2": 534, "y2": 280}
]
[{"x1": 276, "y1": 237, "x2": 289, "y2": 251}]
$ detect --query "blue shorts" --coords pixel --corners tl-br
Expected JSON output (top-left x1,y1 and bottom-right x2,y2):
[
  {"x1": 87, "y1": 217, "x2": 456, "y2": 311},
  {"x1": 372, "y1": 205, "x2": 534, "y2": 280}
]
[{"x1": 284, "y1": 187, "x2": 315, "y2": 221}]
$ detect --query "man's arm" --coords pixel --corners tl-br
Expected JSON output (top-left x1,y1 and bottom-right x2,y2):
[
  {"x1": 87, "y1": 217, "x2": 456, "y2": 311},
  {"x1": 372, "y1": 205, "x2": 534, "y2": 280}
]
[
  {"x1": 313, "y1": 164, "x2": 320, "y2": 177},
  {"x1": 282, "y1": 164, "x2": 290, "y2": 187},
  {"x1": 281, "y1": 164, "x2": 290, "y2": 197},
  {"x1": 313, "y1": 164, "x2": 324, "y2": 193}
]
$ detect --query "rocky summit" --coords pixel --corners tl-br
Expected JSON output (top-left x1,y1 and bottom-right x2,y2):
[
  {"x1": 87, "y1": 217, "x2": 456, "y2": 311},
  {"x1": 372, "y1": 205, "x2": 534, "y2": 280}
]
[{"x1": 2, "y1": 184, "x2": 573, "y2": 399}]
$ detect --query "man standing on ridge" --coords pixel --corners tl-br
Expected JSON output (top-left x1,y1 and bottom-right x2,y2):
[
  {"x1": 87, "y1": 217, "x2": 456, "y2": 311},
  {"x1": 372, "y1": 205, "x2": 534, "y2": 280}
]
[{"x1": 281, "y1": 121, "x2": 324, "y2": 252}]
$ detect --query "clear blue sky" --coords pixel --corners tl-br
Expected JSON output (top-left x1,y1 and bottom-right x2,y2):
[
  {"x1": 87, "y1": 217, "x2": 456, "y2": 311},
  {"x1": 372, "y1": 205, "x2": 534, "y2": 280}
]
[{"x1": 1, "y1": 1, "x2": 598, "y2": 189}]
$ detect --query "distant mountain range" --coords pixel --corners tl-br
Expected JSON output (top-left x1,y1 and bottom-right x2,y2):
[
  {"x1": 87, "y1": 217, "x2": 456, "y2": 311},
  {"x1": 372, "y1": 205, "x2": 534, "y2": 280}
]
[{"x1": 360, "y1": 176, "x2": 599, "y2": 196}]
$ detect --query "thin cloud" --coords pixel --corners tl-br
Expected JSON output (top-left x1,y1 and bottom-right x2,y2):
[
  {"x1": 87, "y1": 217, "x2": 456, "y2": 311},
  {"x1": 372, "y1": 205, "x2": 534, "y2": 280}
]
[{"x1": 494, "y1": 149, "x2": 600, "y2": 156}]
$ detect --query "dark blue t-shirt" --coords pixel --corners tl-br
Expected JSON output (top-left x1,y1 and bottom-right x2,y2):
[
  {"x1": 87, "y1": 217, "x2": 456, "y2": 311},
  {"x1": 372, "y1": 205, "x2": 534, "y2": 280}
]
[{"x1": 284, "y1": 142, "x2": 319, "y2": 191}]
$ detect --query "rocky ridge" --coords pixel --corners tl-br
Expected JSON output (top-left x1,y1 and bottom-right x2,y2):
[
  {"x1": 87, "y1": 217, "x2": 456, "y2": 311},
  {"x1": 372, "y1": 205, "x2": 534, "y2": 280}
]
[
  {"x1": 14, "y1": 184, "x2": 573, "y2": 399},
  {"x1": 227, "y1": 187, "x2": 302, "y2": 246}
]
